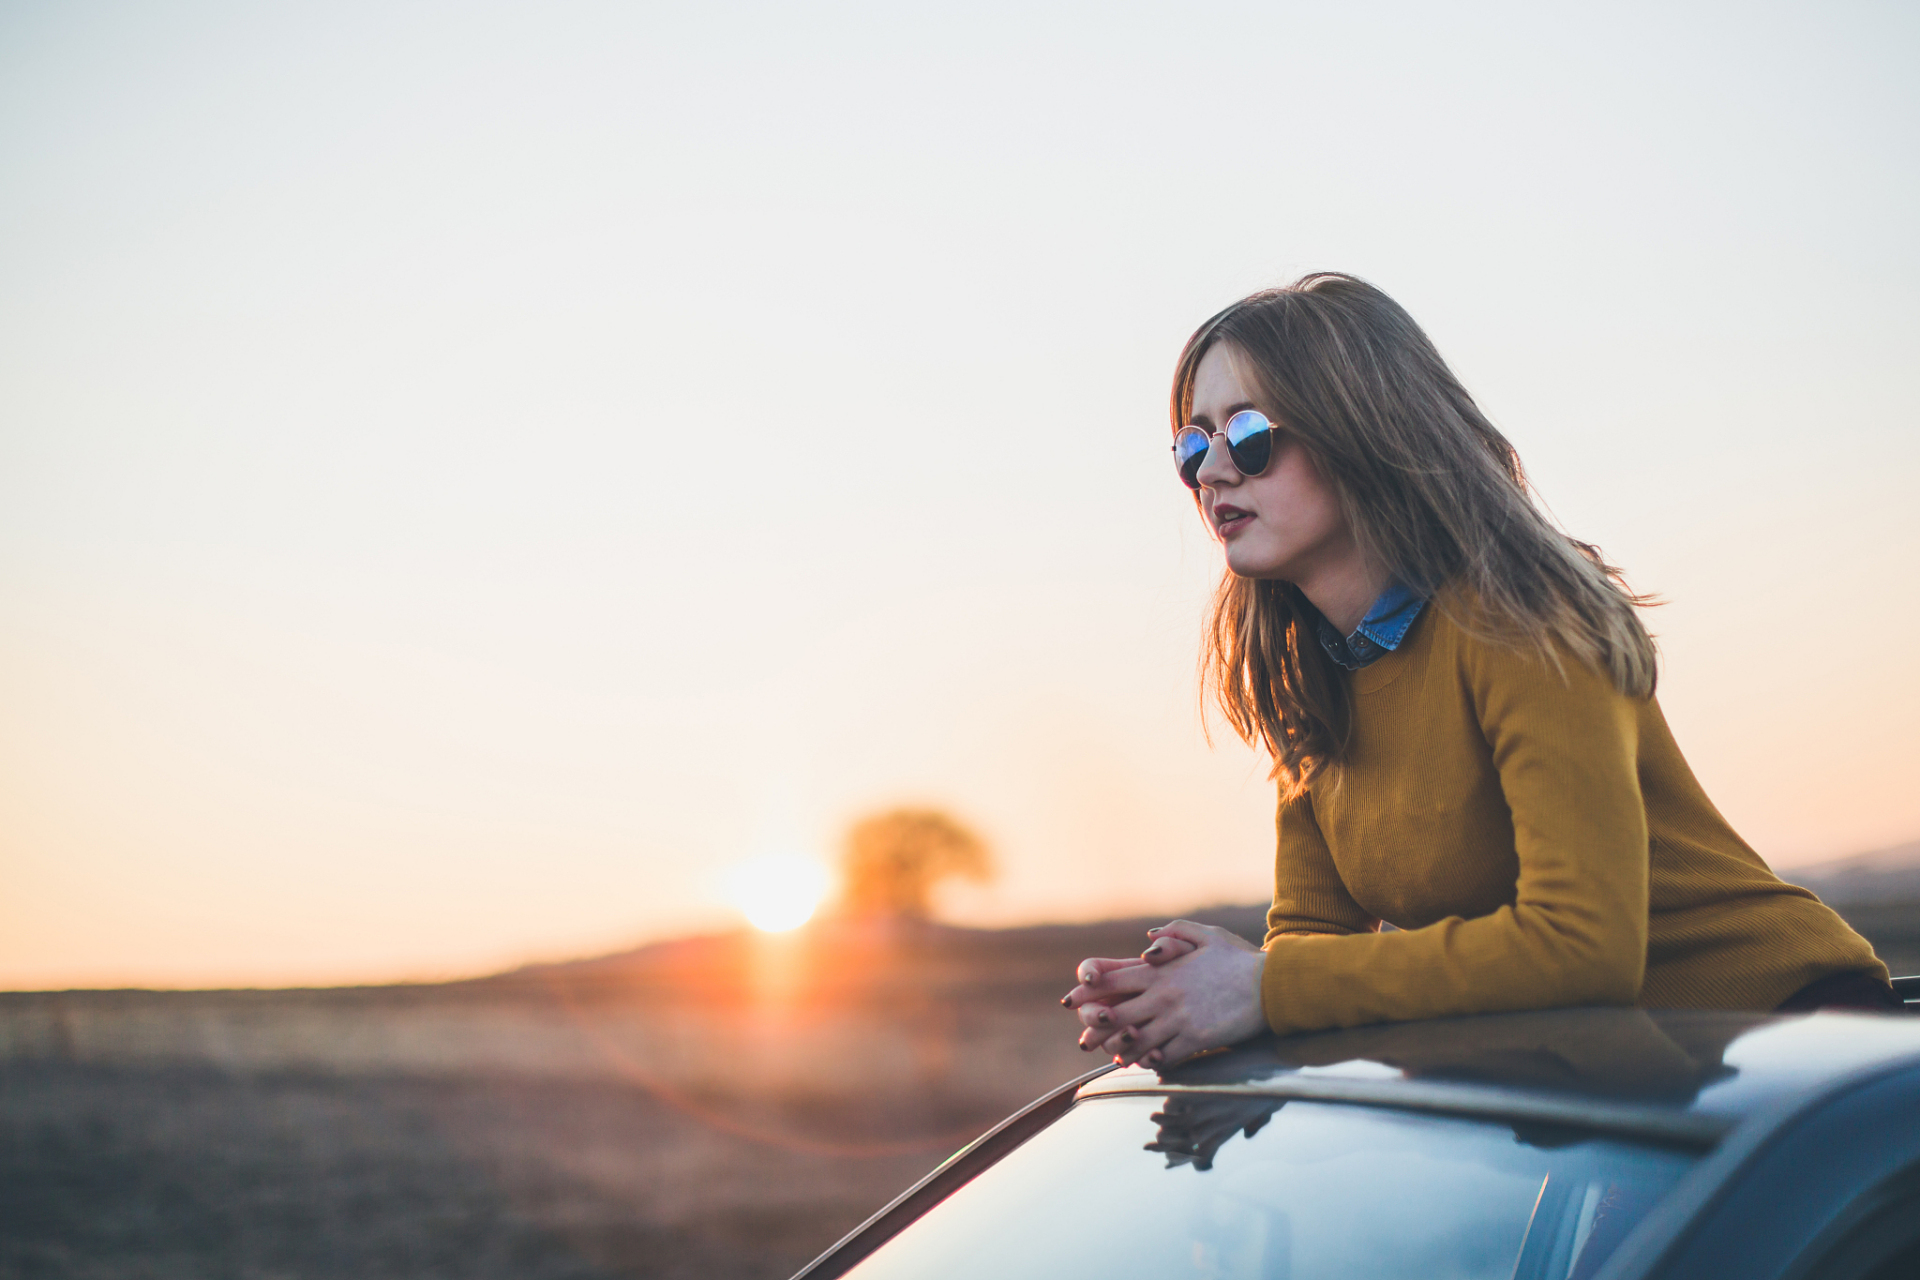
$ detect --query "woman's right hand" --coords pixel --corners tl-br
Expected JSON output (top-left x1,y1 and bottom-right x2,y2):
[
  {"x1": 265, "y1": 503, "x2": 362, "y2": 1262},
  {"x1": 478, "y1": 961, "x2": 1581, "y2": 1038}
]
[
  {"x1": 1062, "y1": 927, "x2": 1202, "y2": 1051},
  {"x1": 1062, "y1": 957, "x2": 1153, "y2": 1052}
]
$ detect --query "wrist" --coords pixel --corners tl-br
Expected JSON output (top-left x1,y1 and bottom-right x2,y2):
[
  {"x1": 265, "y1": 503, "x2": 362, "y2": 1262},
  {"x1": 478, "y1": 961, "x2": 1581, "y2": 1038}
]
[{"x1": 1233, "y1": 946, "x2": 1271, "y2": 1041}]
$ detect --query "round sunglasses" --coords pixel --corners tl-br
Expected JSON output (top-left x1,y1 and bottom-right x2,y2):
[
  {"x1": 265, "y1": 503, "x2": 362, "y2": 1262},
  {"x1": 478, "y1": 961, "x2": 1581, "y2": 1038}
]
[{"x1": 1172, "y1": 409, "x2": 1279, "y2": 491}]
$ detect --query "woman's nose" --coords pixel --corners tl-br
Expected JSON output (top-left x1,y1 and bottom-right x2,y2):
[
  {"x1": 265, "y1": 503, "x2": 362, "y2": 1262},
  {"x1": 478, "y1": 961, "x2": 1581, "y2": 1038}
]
[{"x1": 1193, "y1": 435, "x2": 1238, "y2": 489}]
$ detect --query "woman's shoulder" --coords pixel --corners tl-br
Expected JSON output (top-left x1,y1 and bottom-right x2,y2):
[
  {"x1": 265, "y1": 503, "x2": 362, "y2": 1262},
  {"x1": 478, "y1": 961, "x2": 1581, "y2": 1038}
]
[
  {"x1": 1405, "y1": 586, "x2": 1505, "y2": 667},
  {"x1": 1420, "y1": 585, "x2": 1631, "y2": 698}
]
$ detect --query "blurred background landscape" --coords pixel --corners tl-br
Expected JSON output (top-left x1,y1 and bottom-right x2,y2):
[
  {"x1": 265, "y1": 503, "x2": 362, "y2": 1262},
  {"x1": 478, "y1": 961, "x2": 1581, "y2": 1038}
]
[
  {"x1": 4, "y1": 834, "x2": 1917, "y2": 1278},
  {"x1": 0, "y1": 800, "x2": 1267, "y2": 1278},
  {"x1": 3, "y1": 0, "x2": 1916, "y2": 1276}
]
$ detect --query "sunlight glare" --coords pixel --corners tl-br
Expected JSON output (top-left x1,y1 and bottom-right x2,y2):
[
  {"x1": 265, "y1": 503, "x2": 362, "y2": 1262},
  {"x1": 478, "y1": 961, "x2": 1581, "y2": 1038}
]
[{"x1": 722, "y1": 852, "x2": 830, "y2": 932}]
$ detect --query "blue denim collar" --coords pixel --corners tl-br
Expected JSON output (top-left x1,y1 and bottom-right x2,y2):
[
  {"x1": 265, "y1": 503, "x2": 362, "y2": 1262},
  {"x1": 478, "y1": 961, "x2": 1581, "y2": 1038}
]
[{"x1": 1315, "y1": 582, "x2": 1428, "y2": 671}]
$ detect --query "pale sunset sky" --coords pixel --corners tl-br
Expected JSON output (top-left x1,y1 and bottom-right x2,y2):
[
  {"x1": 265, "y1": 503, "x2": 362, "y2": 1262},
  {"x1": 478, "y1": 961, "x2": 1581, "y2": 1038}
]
[{"x1": 2, "y1": 1, "x2": 1916, "y2": 988}]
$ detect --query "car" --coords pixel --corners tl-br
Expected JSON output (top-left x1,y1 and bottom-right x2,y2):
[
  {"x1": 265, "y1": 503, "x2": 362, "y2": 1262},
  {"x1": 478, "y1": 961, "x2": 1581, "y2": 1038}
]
[{"x1": 793, "y1": 978, "x2": 1920, "y2": 1280}]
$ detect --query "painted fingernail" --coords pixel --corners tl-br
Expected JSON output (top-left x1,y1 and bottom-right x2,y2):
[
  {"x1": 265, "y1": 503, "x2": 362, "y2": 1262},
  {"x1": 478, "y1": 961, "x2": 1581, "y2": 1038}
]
[
  {"x1": 1059, "y1": 995, "x2": 1072, "y2": 1006},
  {"x1": 1119, "y1": 1028, "x2": 1136, "y2": 1043},
  {"x1": 1095, "y1": 1009, "x2": 1112, "y2": 1025},
  {"x1": 1081, "y1": 1040, "x2": 1094, "y2": 1052},
  {"x1": 1144, "y1": 945, "x2": 1164, "y2": 958}
]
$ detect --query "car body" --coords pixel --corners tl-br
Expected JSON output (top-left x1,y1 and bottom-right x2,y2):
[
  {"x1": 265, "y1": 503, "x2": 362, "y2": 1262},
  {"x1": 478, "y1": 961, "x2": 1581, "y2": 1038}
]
[{"x1": 794, "y1": 986, "x2": 1920, "y2": 1280}]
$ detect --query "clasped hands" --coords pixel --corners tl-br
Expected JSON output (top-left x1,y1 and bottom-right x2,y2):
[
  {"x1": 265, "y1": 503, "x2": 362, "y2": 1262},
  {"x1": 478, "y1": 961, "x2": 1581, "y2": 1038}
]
[{"x1": 1061, "y1": 919, "x2": 1269, "y2": 1069}]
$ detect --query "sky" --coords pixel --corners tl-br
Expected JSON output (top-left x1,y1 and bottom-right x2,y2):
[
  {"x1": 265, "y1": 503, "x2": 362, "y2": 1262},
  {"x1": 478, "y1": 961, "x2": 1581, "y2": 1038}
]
[{"x1": 2, "y1": 0, "x2": 1916, "y2": 989}]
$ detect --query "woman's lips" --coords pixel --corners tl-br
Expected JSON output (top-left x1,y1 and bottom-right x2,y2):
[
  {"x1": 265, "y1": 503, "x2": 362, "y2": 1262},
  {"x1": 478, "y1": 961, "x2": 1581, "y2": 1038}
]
[{"x1": 1214, "y1": 504, "x2": 1253, "y2": 538}]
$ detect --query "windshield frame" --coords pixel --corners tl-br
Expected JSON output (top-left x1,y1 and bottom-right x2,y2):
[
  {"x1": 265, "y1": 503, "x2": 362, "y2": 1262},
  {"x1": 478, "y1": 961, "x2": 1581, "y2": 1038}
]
[
  {"x1": 1081, "y1": 1078, "x2": 1727, "y2": 1149},
  {"x1": 790, "y1": 1064, "x2": 1112, "y2": 1280}
]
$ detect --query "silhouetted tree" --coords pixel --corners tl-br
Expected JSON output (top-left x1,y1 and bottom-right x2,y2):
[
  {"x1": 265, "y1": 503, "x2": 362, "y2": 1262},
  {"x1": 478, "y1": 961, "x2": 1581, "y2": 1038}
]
[{"x1": 838, "y1": 808, "x2": 993, "y2": 919}]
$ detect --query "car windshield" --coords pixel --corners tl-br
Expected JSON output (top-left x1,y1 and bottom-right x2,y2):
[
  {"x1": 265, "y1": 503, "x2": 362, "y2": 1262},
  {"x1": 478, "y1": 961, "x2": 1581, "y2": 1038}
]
[{"x1": 839, "y1": 1094, "x2": 1699, "y2": 1280}]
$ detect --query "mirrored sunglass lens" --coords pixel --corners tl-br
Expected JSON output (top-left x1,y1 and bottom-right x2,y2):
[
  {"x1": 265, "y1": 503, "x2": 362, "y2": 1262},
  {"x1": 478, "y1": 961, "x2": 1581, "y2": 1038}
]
[
  {"x1": 1173, "y1": 428, "x2": 1210, "y2": 488},
  {"x1": 1224, "y1": 410, "x2": 1273, "y2": 475},
  {"x1": 1224, "y1": 410, "x2": 1270, "y2": 445}
]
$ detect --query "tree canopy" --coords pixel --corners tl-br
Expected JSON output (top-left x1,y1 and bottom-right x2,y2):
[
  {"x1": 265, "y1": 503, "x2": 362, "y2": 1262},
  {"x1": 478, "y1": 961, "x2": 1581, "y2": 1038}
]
[{"x1": 837, "y1": 808, "x2": 993, "y2": 918}]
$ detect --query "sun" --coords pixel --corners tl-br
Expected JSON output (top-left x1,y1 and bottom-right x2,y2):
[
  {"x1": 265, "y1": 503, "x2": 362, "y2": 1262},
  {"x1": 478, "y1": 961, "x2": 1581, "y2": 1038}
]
[{"x1": 722, "y1": 852, "x2": 831, "y2": 932}]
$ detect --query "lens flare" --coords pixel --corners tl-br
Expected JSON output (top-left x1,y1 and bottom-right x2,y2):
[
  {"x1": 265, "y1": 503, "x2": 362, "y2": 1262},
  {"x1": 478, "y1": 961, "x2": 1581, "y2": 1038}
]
[{"x1": 722, "y1": 852, "x2": 830, "y2": 932}]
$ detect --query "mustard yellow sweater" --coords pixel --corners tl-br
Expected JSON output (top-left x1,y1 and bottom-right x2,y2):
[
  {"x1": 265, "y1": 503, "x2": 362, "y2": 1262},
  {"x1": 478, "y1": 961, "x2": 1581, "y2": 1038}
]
[{"x1": 1260, "y1": 604, "x2": 1885, "y2": 1036}]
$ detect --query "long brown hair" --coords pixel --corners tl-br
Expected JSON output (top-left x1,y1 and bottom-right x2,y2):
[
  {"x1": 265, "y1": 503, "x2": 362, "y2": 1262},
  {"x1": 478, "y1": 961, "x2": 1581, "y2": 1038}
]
[{"x1": 1173, "y1": 273, "x2": 1656, "y2": 798}]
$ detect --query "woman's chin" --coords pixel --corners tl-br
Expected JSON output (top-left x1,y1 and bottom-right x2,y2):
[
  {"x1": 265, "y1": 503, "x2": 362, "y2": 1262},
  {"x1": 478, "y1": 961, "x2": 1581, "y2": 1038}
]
[{"x1": 1223, "y1": 546, "x2": 1288, "y2": 580}]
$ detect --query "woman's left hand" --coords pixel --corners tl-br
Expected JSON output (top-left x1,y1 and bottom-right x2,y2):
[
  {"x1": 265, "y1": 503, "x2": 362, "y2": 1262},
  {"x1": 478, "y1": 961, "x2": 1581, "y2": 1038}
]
[{"x1": 1063, "y1": 920, "x2": 1269, "y2": 1068}]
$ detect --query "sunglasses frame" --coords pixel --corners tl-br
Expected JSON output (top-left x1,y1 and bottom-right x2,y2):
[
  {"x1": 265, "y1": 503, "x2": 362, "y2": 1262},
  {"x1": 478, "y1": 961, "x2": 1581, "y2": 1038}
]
[{"x1": 1171, "y1": 409, "x2": 1280, "y2": 491}]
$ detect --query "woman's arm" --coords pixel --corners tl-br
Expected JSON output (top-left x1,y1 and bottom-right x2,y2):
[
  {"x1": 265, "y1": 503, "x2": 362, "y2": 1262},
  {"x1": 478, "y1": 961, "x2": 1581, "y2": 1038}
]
[
  {"x1": 1256, "y1": 640, "x2": 1650, "y2": 1035},
  {"x1": 1265, "y1": 790, "x2": 1376, "y2": 940}
]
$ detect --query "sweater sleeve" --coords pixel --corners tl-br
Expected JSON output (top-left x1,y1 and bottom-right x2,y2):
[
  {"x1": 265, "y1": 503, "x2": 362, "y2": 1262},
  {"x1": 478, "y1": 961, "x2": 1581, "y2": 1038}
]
[
  {"x1": 1260, "y1": 640, "x2": 1650, "y2": 1035},
  {"x1": 1265, "y1": 791, "x2": 1377, "y2": 942}
]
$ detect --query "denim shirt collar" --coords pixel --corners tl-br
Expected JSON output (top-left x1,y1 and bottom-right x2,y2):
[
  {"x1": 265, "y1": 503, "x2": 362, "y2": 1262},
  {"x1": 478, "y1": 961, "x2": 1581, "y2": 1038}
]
[{"x1": 1315, "y1": 582, "x2": 1427, "y2": 671}]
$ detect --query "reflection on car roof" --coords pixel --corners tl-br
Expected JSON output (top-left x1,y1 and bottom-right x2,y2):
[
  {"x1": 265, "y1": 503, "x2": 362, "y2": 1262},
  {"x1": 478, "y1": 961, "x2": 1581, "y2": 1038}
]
[{"x1": 1077, "y1": 1009, "x2": 1920, "y2": 1148}]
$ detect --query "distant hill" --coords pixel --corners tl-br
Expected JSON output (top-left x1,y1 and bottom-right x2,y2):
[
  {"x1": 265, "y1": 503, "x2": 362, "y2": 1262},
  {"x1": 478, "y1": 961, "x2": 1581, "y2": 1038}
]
[{"x1": 1781, "y1": 840, "x2": 1920, "y2": 907}]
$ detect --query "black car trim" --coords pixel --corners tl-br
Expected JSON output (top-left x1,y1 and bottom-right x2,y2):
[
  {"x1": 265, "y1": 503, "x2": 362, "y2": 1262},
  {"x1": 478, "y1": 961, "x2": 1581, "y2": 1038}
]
[
  {"x1": 1773, "y1": 1159, "x2": 1920, "y2": 1280},
  {"x1": 1588, "y1": 1057, "x2": 1920, "y2": 1280},
  {"x1": 1078, "y1": 1077, "x2": 1729, "y2": 1148},
  {"x1": 788, "y1": 1062, "x2": 1117, "y2": 1280}
]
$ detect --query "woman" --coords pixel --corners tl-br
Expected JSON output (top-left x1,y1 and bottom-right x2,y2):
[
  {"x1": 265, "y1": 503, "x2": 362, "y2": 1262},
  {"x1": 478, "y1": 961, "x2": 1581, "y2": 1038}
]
[{"x1": 1064, "y1": 273, "x2": 1895, "y2": 1069}]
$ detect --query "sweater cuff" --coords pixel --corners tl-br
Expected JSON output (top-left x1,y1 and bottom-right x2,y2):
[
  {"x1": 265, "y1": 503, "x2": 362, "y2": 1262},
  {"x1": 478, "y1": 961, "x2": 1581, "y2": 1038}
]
[
  {"x1": 1259, "y1": 932, "x2": 1382, "y2": 1043},
  {"x1": 1262, "y1": 934, "x2": 1342, "y2": 1036}
]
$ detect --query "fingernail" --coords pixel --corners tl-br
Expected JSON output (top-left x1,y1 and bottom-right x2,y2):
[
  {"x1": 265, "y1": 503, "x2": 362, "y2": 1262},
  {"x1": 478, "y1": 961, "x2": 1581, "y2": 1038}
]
[
  {"x1": 1145, "y1": 1051, "x2": 1163, "y2": 1067},
  {"x1": 1059, "y1": 995, "x2": 1072, "y2": 1007},
  {"x1": 1144, "y1": 945, "x2": 1164, "y2": 958},
  {"x1": 1096, "y1": 1009, "x2": 1111, "y2": 1026},
  {"x1": 1119, "y1": 1028, "x2": 1136, "y2": 1043},
  {"x1": 1081, "y1": 1041, "x2": 1094, "y2": 1052}
]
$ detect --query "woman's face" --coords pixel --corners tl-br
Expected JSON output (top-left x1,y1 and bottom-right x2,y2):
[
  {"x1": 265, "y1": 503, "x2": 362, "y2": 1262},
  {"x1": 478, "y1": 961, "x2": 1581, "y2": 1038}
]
[{"x1": 1186, "y1": 342, "x2": 1356, "y2": 584}]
